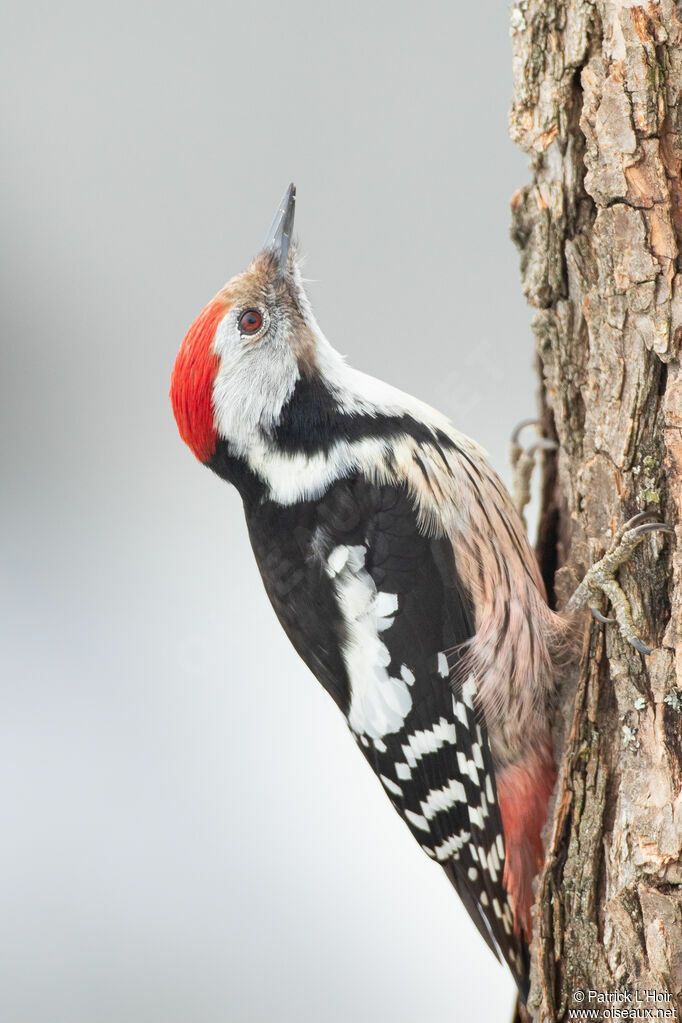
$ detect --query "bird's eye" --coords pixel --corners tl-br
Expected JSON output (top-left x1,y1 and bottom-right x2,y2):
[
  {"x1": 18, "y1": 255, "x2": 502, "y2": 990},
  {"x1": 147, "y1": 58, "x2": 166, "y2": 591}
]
[{"x1": 238, "y1": 309, "x2": 263, "y2": 334}]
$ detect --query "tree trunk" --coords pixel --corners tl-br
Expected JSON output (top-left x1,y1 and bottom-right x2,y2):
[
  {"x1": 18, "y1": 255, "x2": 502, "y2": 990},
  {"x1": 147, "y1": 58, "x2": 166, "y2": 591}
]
[{"x1": 509, "y1": 2, "x2": 682, "y2": 1020}]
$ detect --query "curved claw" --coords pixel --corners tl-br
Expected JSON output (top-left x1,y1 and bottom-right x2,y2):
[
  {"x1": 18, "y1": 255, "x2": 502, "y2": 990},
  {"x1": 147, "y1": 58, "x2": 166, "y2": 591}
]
[
  {"x1": 630, "y1": 636, "x2": 653, "y2": 656},
  {"x1": 591, "y1": 607, "x2": 615, "y2": 625},
  {"x1": 626, "y1": 521, "x2": 676, "y2": 539},
  {"x1": 621, "y1": 510, "x2": 662, "y2": 531},
  {"x1": 510, "y1": 418, "x2": 540, "y2": 445},
  {"x1": 569, "y1": 513, "x2": 675, "y2": 656},
  {"x1": 526, "y1": 439, "x2": 559, "y2": 457}
]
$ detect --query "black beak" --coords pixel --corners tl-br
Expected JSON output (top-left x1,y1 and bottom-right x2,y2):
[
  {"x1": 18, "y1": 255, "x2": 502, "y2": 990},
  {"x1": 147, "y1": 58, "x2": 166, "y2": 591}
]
[{"x1": 262, "y1": 182, "x2": 296, "y2": 277}]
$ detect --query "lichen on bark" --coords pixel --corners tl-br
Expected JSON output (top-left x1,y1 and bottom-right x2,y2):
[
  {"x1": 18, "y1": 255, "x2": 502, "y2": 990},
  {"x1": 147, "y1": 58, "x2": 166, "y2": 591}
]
[{"x1": 509, "y1": 1, "x2": 682, "y2": 1019}]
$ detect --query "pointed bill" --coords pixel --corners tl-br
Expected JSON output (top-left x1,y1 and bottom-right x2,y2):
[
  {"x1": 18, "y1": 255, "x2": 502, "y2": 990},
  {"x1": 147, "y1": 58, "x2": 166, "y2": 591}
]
[{"x1": 262, "y1": 182, "x2": 296, "y2": 276}]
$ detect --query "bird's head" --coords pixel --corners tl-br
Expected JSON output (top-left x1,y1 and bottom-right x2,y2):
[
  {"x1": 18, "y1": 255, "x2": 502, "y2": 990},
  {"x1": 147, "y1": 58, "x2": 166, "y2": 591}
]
[{"x1": 170, "y1": 183, "x2": 329, "y2": 466}]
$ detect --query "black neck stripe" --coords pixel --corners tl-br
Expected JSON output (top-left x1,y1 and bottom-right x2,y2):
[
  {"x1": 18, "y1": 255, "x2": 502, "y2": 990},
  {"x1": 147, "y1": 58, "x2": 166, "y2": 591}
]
[{"x1": 272, "y1": 374, "x2": 457, "y2": 456}]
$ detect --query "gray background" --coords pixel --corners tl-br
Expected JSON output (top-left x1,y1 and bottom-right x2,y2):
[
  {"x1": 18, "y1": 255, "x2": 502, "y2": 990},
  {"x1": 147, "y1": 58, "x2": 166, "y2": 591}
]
[{"x1": 2, "y1": 2, "x2": 535, "y2": 1020}]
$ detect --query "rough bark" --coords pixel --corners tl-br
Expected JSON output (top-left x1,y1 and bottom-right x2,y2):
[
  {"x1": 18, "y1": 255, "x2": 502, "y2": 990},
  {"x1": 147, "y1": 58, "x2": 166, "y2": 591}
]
[{"x1": 509, "y1": 1, "x2": 682, "y2": 1020}]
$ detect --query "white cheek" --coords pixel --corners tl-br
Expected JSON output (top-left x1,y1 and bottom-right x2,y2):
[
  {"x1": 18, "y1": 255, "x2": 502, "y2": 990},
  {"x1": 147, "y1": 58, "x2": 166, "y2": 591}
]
[
  {"x1": 212, "y1": 313, "x2": 257, "y2": 365},
  {"x1": 211, "y1": 316, "x2": 300, "y2": 455}
]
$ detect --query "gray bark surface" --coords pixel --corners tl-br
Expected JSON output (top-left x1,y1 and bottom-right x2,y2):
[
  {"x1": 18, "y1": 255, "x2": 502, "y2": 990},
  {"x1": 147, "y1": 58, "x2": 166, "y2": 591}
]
[{"x1": 509, "y1": 2, "x2": 682, "y2": 1019}]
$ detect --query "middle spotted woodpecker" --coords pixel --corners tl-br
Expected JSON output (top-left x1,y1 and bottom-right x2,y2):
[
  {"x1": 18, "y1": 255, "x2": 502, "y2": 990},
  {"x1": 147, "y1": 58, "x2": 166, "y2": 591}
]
[{"x1": 170, "y1": 184, "x2": 673, "y2": 998}]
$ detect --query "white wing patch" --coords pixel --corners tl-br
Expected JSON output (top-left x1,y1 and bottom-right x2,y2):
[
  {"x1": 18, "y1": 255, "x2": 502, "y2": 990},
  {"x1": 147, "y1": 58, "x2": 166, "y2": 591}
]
[
  {"x1": 326, "y1": 544, "x2": 412, "y2": 742},
  {"x1": 400, "y1": 717, "x2": 457, "y2": 771},
  {"x1": 461, "y1": 674, "x2": 477, "y2": 708},
  {"x1": 380, "y1": 774, "x2": 403, "y2": 797},
  {"x1": 326, "y1": 545, "x2": 350, "y2": 576},
  {"x1": 432, "y1": 830, "x2": 471, "y2": 862},
  {"x1": 404, "y1": 809, "x2": 430, "y2": 832},
  {"x1": 419, "y1": 778, "x2": 467, "y2": 820}
]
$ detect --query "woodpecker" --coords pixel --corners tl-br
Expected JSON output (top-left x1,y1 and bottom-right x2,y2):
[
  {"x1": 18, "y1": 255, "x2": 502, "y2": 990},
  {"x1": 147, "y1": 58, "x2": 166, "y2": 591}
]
[{"x1": 170, "y1": 184, "x2": 672, "y2": 999}]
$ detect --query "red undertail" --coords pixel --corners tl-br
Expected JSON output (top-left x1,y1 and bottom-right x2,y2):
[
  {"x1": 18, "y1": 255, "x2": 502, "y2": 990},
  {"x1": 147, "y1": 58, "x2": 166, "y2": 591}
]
[{"x1": 497, "y1": 739, "x2": 556, "y2": 938}]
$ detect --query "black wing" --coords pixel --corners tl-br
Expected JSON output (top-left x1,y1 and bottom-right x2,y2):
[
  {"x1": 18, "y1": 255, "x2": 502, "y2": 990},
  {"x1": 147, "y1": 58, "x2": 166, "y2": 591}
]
[{"x1": 245, "y1": 474, "x2": 527, "y2": 992}]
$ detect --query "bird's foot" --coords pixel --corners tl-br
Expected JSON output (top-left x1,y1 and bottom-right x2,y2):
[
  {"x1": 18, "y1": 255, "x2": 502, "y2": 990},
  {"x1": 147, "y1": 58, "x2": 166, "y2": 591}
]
[
  {"x1": 509, "y1": 418, "x2": 557, "y2": 526},
  {"x1": 566, "y1": 511, "x2": 675, "y2": 655}
]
